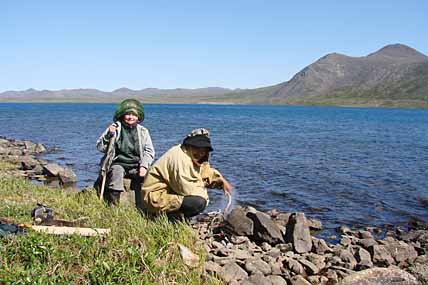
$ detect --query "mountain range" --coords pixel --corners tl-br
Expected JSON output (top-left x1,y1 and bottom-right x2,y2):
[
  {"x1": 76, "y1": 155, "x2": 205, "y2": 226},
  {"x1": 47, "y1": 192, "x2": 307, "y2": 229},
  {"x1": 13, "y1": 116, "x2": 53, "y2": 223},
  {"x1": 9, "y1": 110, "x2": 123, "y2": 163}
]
[{"x1": 1, "y1": 43, "x2": 427, "y2": 108}]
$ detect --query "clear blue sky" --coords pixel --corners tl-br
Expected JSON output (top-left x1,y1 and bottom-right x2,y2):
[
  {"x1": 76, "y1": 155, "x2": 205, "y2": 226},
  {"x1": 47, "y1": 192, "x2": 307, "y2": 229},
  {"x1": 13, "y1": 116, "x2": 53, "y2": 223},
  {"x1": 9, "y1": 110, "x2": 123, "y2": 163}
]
[{"x1": 1, "y1": 1, "x2": 427, "y2": 92}]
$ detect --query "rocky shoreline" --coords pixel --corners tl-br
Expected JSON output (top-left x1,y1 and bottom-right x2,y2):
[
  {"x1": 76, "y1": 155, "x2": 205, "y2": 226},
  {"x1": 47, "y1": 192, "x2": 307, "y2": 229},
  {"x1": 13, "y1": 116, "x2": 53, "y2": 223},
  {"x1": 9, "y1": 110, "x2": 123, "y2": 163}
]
[
  {"x1": 0, "y1": 136, "x2": 77, "y2": 188},
  {"x1": 193, "y1": 208, "x2": 427, "y2": 284},
  {"x1": 1, "y1": 136, "x2": 427, "y2": 284}
]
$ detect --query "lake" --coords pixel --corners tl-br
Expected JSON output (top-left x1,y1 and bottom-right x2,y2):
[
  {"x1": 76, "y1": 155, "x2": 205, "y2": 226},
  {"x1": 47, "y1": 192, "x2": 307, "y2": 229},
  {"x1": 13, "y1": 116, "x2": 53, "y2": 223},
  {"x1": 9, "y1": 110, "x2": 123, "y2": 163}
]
[{"x1": 1, "y1": 103, "x2": 427, "y2": 234}]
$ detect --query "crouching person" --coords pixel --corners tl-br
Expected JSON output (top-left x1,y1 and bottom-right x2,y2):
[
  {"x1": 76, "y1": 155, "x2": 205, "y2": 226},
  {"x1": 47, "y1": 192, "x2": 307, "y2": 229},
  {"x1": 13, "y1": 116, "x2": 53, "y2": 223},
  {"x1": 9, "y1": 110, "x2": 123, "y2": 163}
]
[
  {"x1": 142, "y1": 128, "x2": 232, "y2": 219},
  {"x1": 96, "y1": 99, "x2": 155, "y2": 207}
]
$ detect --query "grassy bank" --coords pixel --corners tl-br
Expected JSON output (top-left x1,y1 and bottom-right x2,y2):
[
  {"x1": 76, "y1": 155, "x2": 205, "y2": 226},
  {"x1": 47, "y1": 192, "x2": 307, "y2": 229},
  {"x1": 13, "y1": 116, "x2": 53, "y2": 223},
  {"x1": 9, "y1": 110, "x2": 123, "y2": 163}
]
[{"x1": 0, "y1": 162, "x2": 220, "y2": 284}]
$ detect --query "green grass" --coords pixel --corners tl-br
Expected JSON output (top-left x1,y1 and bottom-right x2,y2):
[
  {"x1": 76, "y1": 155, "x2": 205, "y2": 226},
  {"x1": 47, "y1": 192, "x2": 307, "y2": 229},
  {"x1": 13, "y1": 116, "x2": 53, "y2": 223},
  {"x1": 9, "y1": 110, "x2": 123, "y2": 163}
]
[{"x1": 0, "y1": 165, "x2": 222, "y2": 284}]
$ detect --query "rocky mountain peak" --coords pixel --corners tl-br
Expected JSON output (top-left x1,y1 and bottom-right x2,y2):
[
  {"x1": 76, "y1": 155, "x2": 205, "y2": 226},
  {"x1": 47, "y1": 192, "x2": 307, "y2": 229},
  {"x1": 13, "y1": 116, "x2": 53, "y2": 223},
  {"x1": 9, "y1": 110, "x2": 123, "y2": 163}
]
[{"x1": 367, "y1": 44, "x2": 428, "y2": 62}]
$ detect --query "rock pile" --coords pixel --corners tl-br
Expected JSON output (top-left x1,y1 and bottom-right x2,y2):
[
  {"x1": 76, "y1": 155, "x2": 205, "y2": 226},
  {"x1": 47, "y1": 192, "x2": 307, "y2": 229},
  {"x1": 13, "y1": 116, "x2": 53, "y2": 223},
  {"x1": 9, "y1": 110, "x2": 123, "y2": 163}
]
[
  {"x1": 0, "y1": 136, "x2": 77, "y2": 186},
  {"x1": 192, "y1": 206, "x2": 427, "y2": 284}
]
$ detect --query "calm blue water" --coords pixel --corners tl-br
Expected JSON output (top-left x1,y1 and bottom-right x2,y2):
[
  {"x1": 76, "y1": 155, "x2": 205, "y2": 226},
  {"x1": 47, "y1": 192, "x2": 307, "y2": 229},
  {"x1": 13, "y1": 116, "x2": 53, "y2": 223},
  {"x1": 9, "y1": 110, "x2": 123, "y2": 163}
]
[{"x1": 1, "y1": 103, "x2": 427, "y2": 233}]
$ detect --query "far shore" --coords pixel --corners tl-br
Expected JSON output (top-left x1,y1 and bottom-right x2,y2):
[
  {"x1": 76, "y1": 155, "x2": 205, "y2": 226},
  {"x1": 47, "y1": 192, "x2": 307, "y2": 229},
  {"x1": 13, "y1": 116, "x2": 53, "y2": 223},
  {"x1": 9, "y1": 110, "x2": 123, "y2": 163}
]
[{"x1": 0, "y1": 99, "x2": 427, "y2": 109}]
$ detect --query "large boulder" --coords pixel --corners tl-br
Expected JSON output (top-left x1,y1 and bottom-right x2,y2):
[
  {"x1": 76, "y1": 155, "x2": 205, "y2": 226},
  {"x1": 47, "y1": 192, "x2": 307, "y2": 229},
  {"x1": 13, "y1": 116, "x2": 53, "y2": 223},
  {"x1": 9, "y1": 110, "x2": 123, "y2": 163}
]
[
  {"x1": 338, "y1": 267, "x2": 418, "y2": 285},
  {"x1": 247, "y1": 211, "x2": 284, "y2": 244},
  {"x1": 368, "y1": 245, "x2": 395, "y2": 266},
  {"x1": 286, "y1": 212, "x2": 312, "y2": 253},
  {"x1": 381, "y1": 239, "x2": 418, "y2": 264},
  {"x1": 225, "y1": 207, "x2": 254, "y2": 236},
  {"x1": 58, "y1": 167, "x2": 77, "y2": 184},
  {"x1": 43, "y1": 163, "x2": 64, "y2": 177},
  {"x1": 220, "y1": 262, "x2": 248, "y2": 283}
]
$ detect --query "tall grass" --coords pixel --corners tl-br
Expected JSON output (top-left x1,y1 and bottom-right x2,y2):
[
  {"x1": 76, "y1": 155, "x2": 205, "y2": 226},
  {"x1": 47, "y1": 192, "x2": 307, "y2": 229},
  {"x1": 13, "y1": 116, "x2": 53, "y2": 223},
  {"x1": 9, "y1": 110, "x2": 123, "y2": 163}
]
[{"x1": 0, "y1": 165, "x2": 222, "y2": 284}]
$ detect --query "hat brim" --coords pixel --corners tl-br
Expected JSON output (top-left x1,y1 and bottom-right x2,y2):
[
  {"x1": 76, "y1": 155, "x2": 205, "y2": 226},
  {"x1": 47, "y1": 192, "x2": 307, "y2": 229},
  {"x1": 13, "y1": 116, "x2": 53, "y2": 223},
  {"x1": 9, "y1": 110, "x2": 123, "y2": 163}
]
[{"x1": 183, "y1": 136, "x2": 213, "y2": 151}]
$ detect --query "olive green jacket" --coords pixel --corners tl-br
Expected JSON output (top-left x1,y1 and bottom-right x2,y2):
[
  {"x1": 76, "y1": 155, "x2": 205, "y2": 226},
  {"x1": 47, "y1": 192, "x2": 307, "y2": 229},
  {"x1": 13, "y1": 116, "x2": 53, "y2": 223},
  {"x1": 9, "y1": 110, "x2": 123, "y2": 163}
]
[{"x1": 142, "y1": 144, "x2": 224, "y2": 214}]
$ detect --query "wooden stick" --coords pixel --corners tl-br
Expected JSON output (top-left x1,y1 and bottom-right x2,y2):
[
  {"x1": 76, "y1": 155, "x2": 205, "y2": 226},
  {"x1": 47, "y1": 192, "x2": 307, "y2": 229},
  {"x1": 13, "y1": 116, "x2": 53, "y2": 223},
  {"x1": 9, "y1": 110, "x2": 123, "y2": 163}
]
[
  {"x1": 99, "y1": 135, "x2": 115, "y2": 201},
  {"x1": 31, "y1": 225, "x2": 110, "y2": 237}
]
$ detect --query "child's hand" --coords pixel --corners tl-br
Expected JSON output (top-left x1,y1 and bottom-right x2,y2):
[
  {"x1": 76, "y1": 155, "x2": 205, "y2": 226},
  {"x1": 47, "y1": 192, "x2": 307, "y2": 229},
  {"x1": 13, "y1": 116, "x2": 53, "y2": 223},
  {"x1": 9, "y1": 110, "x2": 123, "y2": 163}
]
[{"x1": 108, "y1": 124, "x2": 117, "y2": 135}]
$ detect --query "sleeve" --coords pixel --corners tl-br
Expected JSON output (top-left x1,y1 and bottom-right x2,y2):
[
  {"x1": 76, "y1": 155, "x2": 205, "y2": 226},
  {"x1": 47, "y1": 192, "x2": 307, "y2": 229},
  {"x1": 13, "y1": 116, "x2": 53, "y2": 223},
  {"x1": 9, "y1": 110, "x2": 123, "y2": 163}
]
[
  {"x1": 139, "y1": 129, "x2": 155, "y2": 169},
  {"x1": 200, "y1": 163, "x2": 224, "y2": 189},
  {"x1": 96, "y1": 127, "x2": 112, "y2": 153},
  {"x1": 96, "y1": 122, "x2": 119, "y2": 153}
]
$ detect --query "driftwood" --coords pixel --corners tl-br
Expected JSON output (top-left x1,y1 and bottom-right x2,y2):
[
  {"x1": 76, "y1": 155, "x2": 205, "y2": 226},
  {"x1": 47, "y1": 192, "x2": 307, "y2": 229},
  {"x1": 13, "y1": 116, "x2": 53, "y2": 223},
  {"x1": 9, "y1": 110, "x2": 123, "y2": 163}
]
[{"x1": 31, "y1": 225, "x2": 110, "y2": 237}]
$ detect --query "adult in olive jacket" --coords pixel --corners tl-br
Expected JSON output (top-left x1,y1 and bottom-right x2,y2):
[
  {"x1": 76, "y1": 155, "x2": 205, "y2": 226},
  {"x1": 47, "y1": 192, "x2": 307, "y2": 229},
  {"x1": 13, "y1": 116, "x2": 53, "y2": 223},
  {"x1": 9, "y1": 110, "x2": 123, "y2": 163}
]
[{"x1": 142, "y1": 128, "x2": 232, "y2": 218}]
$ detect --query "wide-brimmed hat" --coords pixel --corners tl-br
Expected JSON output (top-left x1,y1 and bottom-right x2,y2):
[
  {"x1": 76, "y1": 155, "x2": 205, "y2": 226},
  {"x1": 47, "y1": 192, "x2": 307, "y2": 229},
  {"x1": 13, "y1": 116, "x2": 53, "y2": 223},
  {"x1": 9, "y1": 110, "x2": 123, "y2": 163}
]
[{"x1": 182, "y1": 128, "x2": 213, "y2": 151}]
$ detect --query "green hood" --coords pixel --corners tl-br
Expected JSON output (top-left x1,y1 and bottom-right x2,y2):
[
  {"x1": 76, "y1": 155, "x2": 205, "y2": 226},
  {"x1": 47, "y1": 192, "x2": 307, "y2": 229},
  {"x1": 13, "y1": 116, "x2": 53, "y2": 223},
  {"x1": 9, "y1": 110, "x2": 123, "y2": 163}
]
[{"x1": 113, "y1": 99, "x2": 145, "y2": 122}]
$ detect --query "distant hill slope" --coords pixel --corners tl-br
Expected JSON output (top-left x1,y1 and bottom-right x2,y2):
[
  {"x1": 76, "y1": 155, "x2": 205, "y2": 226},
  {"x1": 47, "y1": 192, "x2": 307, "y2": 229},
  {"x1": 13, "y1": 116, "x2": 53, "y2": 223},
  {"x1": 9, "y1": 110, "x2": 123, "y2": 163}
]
[
  {"x1": 0, "y1": 87, "x2": 232, "y2": 103},
  {"x1": 1, "y1": 44, "x2": 427, "y2": 108},
  {"x1": 215, "y1": 44, "x2": 428, "y2": 107}
]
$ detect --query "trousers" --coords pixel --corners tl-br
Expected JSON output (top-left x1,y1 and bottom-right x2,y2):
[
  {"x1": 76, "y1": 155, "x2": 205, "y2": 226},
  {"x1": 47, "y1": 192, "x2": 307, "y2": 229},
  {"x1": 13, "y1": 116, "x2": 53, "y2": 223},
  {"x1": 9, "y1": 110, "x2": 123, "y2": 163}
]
[{"x1": 104, "y1": 164, "x2": 144, "y2": 208}]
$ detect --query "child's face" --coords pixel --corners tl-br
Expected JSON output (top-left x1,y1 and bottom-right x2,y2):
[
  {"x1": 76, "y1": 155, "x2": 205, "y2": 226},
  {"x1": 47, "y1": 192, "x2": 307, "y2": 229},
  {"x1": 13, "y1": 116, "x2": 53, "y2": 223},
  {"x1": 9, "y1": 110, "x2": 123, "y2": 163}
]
[{"x1": 123, "y1": 113, "x2": 139, "y2": 125}]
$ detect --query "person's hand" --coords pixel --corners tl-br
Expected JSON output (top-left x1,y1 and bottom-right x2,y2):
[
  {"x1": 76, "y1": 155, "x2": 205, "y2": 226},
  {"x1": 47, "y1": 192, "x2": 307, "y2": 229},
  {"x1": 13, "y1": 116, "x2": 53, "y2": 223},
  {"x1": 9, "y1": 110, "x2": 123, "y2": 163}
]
[
  {"x1": 139, "y1": 166, "x2": 147, "y2": 177},
  {"x1": 222, "y1": 177, "x2": 232, "y2": 195},
  {"x1": 108, "y1": 124, "x2": 117, "y2": 136}
]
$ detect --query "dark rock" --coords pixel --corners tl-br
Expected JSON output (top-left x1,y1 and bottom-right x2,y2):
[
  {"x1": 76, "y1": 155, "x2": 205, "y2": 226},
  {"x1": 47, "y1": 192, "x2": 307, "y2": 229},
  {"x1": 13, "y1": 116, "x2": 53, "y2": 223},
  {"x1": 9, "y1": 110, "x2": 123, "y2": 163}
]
[
  {"x1": 307, "y1": 275, "x2": 328, "y2": 285},
  {"x1": 354, "y1": 247, "x2": 373, "y2": 269},
  {"x1": 0, "y1": 145, "x2": 7, "y2": 154},
  {"x1": 9, "y1": 148, "x2": 23, "y2": 156},
  {"x1": 368, "y1": 245, "x2": 395, "y2": 266},
  {"x1": 211, "y1": 240, "x2": 225, "y2": 249},
  {"x1": 306, "y1": 253, "x2": 326, "y2": 271},
  {"x1": 43, "y1": 163, "x2": 64, "y2": 177},
  {"x1": 231, "y1": 235, "x2": 250, "y2": 245},
  {"x1": 241, "y1": 273, "x2": 272, "y2": 285},
  {"x1": 20, "y1": 156, "x2": 39, "y2": 170},
  {"x1": 357, "y1": 230, "x2": 374, "y2": 239},
  {"x1": 340, "y1": 236, "x2": 352, "y2": 247},
  {"x1": 35, "y1": 143, "x2": 47, "y2": 153},
  {"x1": 330, "y1": 265, "x2": 356, "y2": 280},
  {"x1": 312, "y1": 237, "x2": 333, "y2": 254},
  {"x1": 23, "y1": 140, "x2": 36, "y2": 151},
  {"x1": 231, "y1": 249, "x2": 252, "y2": 260},
  {"x1": 265, "y1": 248, "x2": 281, "y2": 258},
  {"x1": 325, "y1": 269, "x2": 339, "y2": 284},
  {"x1": 407, "y1": 255, "x2": 428, "y2": 284},
  {"x1": 286, "y1": 212, "x2": 312, "y2": 253},
  {"x1": 290, "y1": 275, "x2": 312, "y2": 285},
  {"x1": 286, "y1": 258, "x2": 305, "y2": 275},
  {"x1": 220, "y1": 262, "x2": 248, "y2": 282},
  {"x1": 261, "y1": 242, "x2": 272, "y2": 251},
  {"x1": 276, "y1": 243, "x2": 293, "y2": 253},
  {"x1": 306, "y1": 218, "x2": 323, "y2": 231},
  {"x1": 204, "y1": 261, "x2": 223, "y2": 275},
  {"x1": 299, "y1": 259, "x2": 320, "y2": 275},
  {"x1": 358, "y1": 238, "x2": 378, "y2": 249},
  {"x1": 213, "y1": 256, "x2": 235, "y2": 266},
  {"x1": 338, "y1": 225, "x2": 353, "y2": 235},
  {"x1": 247, "y1": 211, "x2": 284, "y2": 244},
  {"x1": 339, "y1": 249, "x2": 358, "y2": 270},
  {"x1": 401, "y1": 230, "x2": 428, "y2": 252},
  {"x1": 244, "y1": 258, "x2": 272, "y2": 275},
  {"x1": 58, "y1": 167, "x2": 77, "y2": 184},
  {"x1": 268, "y1": 275, "x2": 288, "y2": 285},
  {"x1": 269, "y1": 260, "x2": 282, "y2": 275},
  {"x1": 383, "y1": 240, "x2": 418, "y2": 264},
  {"x1": 226, "y1": 207, "x2": 254, "y2": 236},
  {"x1": 338, "y1": 267, "x2": 418, "y2": 285},
  {"x1": 274, "y1": 213, "x2": 290, "y2": 234}
]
